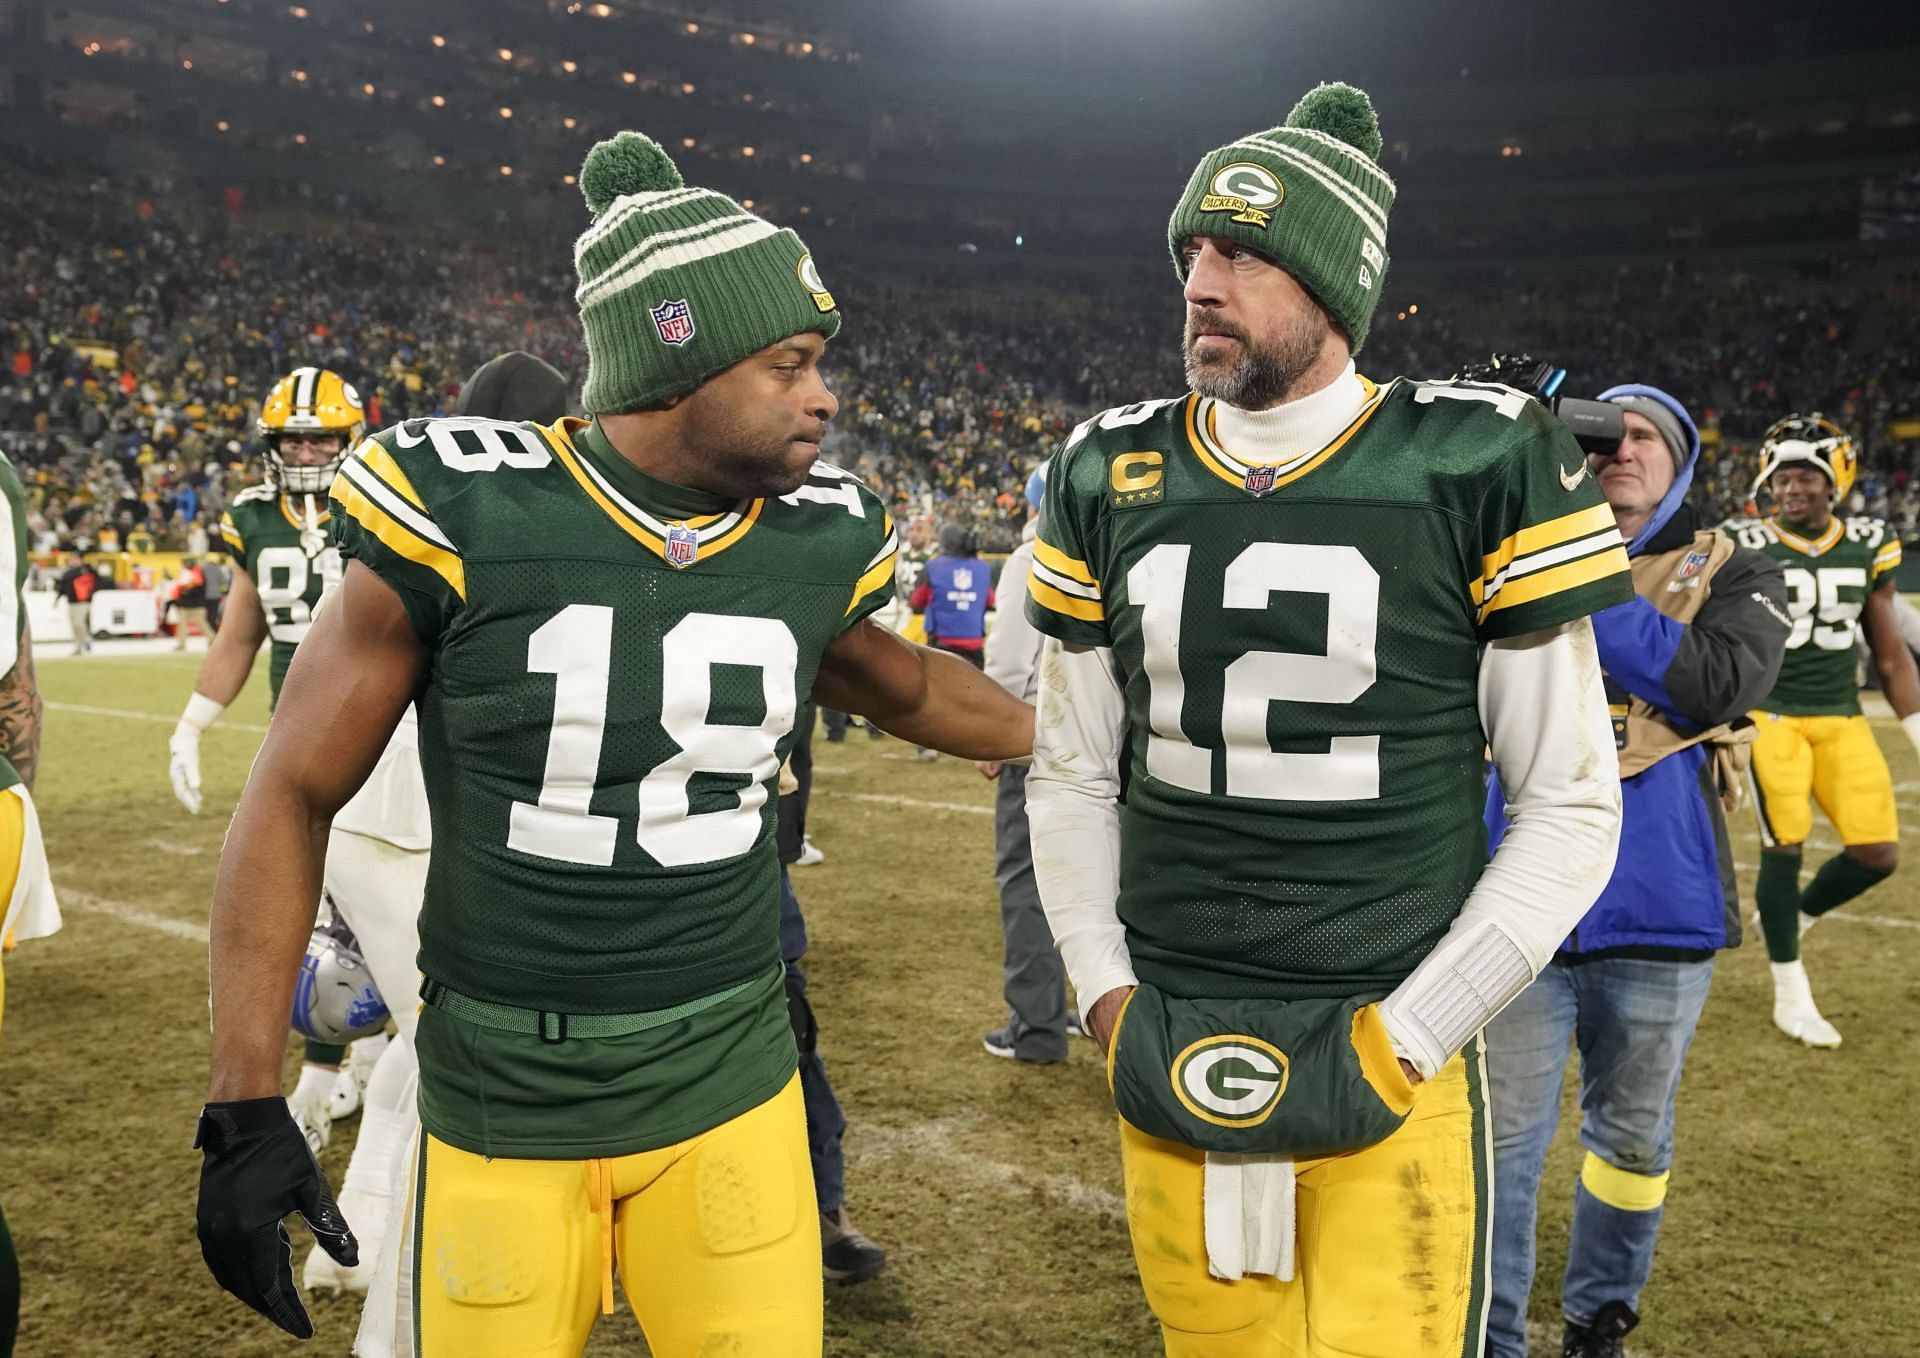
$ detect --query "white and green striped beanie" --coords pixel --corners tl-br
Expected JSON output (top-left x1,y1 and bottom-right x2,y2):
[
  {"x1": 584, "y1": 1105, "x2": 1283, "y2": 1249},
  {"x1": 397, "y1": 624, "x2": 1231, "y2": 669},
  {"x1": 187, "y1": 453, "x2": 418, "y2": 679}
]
[
  {"x1": 1168, "y1": 83, "x2": 1396, "y2": 353},
  {"x1": 574, "y1": 131, "x2": 841, "y2": 414}
]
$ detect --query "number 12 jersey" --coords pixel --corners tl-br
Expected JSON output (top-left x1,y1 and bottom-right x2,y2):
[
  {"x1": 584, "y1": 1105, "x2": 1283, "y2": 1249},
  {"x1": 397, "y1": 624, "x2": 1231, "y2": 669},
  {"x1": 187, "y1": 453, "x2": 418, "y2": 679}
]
[
  {"x1": 1027, "y1": 378, "x2": 1633, "y2": 1003},
  {"x1": 329, "y1": 415, "x2": 896, "y2": 1156}
]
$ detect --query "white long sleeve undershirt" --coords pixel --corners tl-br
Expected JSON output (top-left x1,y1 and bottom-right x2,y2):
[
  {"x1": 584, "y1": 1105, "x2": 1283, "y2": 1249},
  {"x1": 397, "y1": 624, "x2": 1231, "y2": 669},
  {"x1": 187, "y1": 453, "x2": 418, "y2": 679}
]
[{"x1": 1025, "y1": 620, "x2": 1622, "y2": 1060}]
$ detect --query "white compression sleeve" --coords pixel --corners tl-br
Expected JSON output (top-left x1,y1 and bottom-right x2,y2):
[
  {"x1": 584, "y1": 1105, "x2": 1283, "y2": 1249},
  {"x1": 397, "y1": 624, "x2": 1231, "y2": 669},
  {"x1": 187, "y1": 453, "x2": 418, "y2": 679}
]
[
  {"x1": 1024, "y1": 637, "x2": 1136, "y2": 1026},
  {"x1": 1378, "y1": 619, "x2": 1623, "y2": 1079}
]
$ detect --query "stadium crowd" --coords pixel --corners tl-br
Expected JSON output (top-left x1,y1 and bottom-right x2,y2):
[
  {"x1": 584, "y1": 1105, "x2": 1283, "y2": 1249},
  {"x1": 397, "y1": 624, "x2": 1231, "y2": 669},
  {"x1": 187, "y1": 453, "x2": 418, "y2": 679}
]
[{"x1": 5, "y1": 161, "x2": 1919, "y2": 556}]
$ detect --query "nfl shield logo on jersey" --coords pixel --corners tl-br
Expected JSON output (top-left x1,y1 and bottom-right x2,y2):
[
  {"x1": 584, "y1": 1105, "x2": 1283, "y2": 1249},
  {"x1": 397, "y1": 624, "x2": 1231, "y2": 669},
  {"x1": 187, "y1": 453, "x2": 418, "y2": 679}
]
[
  {"x1": 665, "y1": 524, "x2": 699, "y2": 568},
  {"x1": 650, "y1": 298, "x2": 696, "y2": 347},
  {"x1": 1244, "y1": 465, "x2": 1277, "y2": 497}
]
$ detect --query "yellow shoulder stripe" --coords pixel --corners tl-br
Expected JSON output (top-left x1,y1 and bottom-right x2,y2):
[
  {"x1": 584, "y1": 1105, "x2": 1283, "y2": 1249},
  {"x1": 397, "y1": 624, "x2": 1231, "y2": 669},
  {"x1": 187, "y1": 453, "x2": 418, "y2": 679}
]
[
  {"x1": 1480, "y1": 544, "x2": 1628, "y2": 620},
  {"x1": 1029, "y1": 573, "x2": 1105, "y2": 623},
  {"x1": 1482, "y1": 502, "x2": 1617, "y2": 581},
  {"x1": 333, "y1": 480, "x2": 467, "y2": 601},
  {"x1": 846, "y1": 550, "x2": 898, "y2": 618},
  {"x1": 1033, "y1": 537, "x2": 1097, "y2": 589},
  {"x1": 356, "y1": 443, "x2": 428, "y2": 511}
]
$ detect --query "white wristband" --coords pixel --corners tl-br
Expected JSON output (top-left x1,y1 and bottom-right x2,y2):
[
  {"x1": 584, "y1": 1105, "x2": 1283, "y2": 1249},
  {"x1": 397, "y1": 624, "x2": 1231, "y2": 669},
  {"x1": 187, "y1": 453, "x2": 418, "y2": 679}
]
[
  {"x1": 1902, "y1": 713, "x2": 1920, "y2": 759},
  {"x1": 178, "y1": 692, "x2": 227, "y2": 735}
]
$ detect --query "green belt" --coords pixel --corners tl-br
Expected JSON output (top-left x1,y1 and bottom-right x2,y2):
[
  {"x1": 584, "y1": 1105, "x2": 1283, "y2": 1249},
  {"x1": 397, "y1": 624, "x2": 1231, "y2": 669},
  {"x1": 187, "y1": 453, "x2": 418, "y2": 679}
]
[{"x1": 418, "y1": 973, "x2": 760, "y2": 1044}]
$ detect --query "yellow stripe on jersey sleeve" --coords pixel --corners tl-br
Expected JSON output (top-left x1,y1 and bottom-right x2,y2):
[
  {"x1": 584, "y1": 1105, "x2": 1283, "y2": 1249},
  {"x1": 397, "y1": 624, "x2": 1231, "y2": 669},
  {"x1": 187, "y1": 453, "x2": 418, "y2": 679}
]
[
  {"x1": 846, "y1": 550, "x2": 899, "y2": 618},
  {"x1": 354, "y1": 442, "x2": 429, "y2": 510},
  {"x1": 331, "y1": 477, "x2": 467, "y2": 600},
  {"x1": 1033, "y1": 537, "x2": 1098, "y2": 589},
  {"x1": 1873, "y1": 541, "x2": 1902, "y2": 579},
  {"x1": 1474, "y1": 502, "x2": 1617, "y2": 604},
  {"x1": 1479, "y1": 543, "x2": 1629, "y2": 619},
  {"x1": 1029, "y1": 573, "x2": 1106, "y2": 623},
  {"x1": 218, "y1": 511, "x2": 244, "y2": 554}
]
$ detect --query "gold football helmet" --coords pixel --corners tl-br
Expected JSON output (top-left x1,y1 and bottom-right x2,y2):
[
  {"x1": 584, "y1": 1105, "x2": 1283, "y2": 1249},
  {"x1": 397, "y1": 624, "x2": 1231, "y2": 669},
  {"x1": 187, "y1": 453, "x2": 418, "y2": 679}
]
[
  {"x1": 1753, "y1": 412, "x2": 1856, "y2": 504},
  {"x1": 257, "y1": 366, "x2": 365, "y2": 494}
]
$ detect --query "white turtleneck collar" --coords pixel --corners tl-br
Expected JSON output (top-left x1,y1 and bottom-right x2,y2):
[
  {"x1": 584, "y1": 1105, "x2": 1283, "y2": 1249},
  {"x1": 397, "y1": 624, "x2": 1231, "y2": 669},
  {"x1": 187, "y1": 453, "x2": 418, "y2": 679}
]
[{"x1": 1209, "y1": 361, "x2": 1370, "y2": 468}]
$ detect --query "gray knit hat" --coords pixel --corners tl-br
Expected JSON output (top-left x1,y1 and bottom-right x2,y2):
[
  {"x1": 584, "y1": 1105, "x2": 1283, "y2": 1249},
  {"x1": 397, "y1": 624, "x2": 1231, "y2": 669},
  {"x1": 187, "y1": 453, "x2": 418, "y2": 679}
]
[
  {"x1": 1168, "y1": 83, "x2": 1396, "y2": 352},
  {"x1": 574, "y1": 131, "x2": 840, "y2": 414}
]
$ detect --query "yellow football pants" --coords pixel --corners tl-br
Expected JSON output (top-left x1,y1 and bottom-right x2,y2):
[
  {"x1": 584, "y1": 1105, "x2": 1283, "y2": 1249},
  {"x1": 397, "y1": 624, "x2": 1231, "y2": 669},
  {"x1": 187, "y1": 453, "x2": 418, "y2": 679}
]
[
  {"x1": 407, "y1": 1074, "x2": 821, "y2": 1358},
  {"x1": 1748, "y1": 712, "x2": 1898, "y2": 847},
  {"x1": 1119, "y1": 1043, "x2": 1491, "y2": 1358},
  {"x1": 0, "y1": 788, "x2": 29, "y2": 1040}
]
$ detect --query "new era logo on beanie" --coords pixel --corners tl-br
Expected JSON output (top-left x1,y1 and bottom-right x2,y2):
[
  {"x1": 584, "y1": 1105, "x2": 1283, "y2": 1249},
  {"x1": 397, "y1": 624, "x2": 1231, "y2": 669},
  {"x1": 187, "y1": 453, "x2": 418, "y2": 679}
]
[
  {"x1": 1169, "y1": 82, "x2": 1396, "y2": 353},
  {"x1": 574, "y1": 130, "x2": 841, "y2": 414}
]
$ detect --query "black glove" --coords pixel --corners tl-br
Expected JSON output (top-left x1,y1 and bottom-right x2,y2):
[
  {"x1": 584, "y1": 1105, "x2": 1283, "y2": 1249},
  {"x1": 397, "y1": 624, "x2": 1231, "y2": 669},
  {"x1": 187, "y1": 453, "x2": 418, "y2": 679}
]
[{"x1": 194, "y1": 1096, "x2": 358, "y2": 1339}]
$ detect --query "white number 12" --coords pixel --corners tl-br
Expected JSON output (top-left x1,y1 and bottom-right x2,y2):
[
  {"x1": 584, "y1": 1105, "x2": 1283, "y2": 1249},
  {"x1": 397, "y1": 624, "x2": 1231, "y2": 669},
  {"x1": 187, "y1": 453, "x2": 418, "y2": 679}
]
[{"x1": 1127, "y1": 541, "x2": 1381, "y2": 801}]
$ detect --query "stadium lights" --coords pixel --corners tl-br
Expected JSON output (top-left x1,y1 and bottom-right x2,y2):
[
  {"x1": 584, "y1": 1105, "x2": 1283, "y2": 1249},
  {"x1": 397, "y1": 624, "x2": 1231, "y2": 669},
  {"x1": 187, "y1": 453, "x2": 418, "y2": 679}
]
[
  {"x1": 681, "y1": 136, "x2": 695, "y2": 148},
  {"x1": 799, "y1": 205, "x2": 810, "y2": 214},
  {"x1": 291, "y1": 69, "x2": 307, "y2": 82},
  {"x1": 293, "y1": 133, "x2": 307, "y2": 144},
  {"x1": 181, "y1": 59, "x2": 193, "y2": 70},
  {"x1": 686, "y1": 22, "x2": 699, "y2": 33},
  {"x1": 562, "y1": 59, "x2": 578, "y2": 72},
  {"x1": 799, "y1": 152, "x2": 812, "y2": 164},
  {"x1": 563, "y1": 116, "x2": 578, "y2": 129},
  {"x1": 498, "y1": 47, "x2": 514, "y2": 61},
  {"x1": 432, "y1": 154, "x2": 446, "y2": 166},
  {"x1": 590, "y1": 3, "x2": 613, "y2": 16},
  {"x1": 83, "y1": 42, "x2": 99, "y2": 54},
  {"x1": 363, "y1": 82, "x2": 376, "y2": 95},
  {"x1": 288, "y1": 5, "x2": 308, "y2": 17},
  {"x1": 431, "y1": 94, "x2": 446, "y2": 107},
  {"x1": 431, "y1": 34, "x2": 446, "y2": 47},
  {"x1": 1408, "y1": 303, "x2": 1419, "y2": 314},
  {"x1": 740, "y1": 32, "x2": 755, "y2": 44},
  {"x1": 499, "y1": 106, "x2": 513, "y2": 118},
  {"x1": 801, "y1": 42, "x2": 814, "y2": 54},
  {"x1": 563, "y1": 174, "x2": 576, "y2": 185},
  {"x1": 622, "y1": 71, "x2": 638, "y2": 84},
  {"x1": 742, "y1": 198, "x2": 755, "y2": 208},
  {"x1": 363, "y1": 21, "x2": 374, "y2": 33},
  {"x1": 215, "y1": 119, "x2": 230, "y2": 132},
  {"x1": 500, "y1": 165, "x2": 513, "y2": 176},
  {"x1": 681, "y1": 82, "x2": 695, "y2": 95},
  {"x1": 741, "y1": 145, "x2": 755, "y2": 156}
]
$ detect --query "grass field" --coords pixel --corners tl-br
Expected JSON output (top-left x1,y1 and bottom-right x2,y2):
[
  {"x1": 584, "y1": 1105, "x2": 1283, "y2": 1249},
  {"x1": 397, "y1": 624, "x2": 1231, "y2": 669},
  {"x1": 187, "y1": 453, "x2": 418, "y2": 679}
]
[{"x1": 3, "y1": 648, "x2": 1916, "y2": 1357}]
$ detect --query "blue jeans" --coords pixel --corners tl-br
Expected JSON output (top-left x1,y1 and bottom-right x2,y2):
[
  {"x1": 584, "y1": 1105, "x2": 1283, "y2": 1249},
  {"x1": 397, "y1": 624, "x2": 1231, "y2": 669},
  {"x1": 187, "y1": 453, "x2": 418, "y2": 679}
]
[{"x1": 1483, "y1": 955, "x2": 1715, "y2": 1357}]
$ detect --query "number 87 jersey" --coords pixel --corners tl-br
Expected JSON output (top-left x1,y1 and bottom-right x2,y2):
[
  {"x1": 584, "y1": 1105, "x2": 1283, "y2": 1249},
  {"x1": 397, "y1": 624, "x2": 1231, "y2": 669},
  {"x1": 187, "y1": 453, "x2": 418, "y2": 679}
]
[
  {"x1": 1026, "y1": 378, "x2": 1633, "y2": 1002},
  {"x1": 328, "y1": 415, "x2": 897, "y2": 1024}
]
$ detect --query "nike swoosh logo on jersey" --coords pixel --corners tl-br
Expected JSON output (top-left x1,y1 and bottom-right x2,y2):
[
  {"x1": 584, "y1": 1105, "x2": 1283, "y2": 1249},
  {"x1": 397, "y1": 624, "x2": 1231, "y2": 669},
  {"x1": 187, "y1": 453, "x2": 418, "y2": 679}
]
[
  {"x1": 394, "y1": 424, "x2": 428, "y2": 448},
  {"x1": 1559, "y1": 462, "x2": 1591, "y2": 492}
]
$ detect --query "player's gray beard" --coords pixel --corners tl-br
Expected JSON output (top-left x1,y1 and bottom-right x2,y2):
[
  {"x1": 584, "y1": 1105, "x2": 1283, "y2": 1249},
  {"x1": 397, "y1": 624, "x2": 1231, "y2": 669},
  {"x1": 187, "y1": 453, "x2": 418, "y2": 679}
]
[{"x1": 1183, "y1": 307, "x2": 1328, "y2": 410}]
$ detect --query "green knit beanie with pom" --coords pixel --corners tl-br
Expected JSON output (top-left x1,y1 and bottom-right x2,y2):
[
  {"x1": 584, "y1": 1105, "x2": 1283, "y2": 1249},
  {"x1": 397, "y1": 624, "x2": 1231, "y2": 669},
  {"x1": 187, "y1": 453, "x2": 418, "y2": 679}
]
[
  {"x1": 1167, "y1": 82, "x2": 1397, "y2": 352},
  {"x1": 573, "y1": 130, "x2": 840, "y2": 414}
]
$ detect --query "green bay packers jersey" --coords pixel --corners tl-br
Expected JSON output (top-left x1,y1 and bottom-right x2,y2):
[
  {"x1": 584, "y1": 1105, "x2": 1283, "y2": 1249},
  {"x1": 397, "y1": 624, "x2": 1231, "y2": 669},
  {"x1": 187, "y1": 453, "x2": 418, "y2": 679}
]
[
  {"x1": 219, "y1": 485, "x2": 341, "y2": 706},
  {"x1": 1028, "y1": 378, "x2": 1633, "y2": 1002},
  {"x1": 1721, "y1": 514, "x2": 1901, "y2": 716},
  {"x1": 0, "y1": 452, "x2": 29, "y2": 678},
  {"x1": 330, "y1": 415, "x2": 896, "y2": 1156}
]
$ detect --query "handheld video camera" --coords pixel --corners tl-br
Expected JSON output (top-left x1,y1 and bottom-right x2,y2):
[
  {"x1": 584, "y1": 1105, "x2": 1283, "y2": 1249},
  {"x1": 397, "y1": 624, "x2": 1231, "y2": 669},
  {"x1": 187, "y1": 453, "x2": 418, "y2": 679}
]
[{"x1": 1452, "y1": 354, "x2": 1623, "y2": 457}]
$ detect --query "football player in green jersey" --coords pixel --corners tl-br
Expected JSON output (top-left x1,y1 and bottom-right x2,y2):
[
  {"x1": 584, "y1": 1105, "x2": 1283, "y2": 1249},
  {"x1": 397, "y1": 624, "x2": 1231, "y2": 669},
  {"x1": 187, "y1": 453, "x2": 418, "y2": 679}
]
[
  {"x1": 1025, "y1": 84, "x2": 1632, "y2": 1357},
  {"x1": 1721, "y1": 414, "x2": 1920, "y2": 1047},
  {"x1": 168, "y1": 366, "x2": 367, "y2": 1150},
  {"x1": 195, "y1": 133, "x2": 1031, "y2": 1356}
]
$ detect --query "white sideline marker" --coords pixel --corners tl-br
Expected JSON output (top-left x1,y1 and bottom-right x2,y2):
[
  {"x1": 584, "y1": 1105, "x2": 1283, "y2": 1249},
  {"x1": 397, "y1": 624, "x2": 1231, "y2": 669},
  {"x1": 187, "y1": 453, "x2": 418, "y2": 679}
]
[{"x1": 46, "y1": 701, "x2": 270, "y2": 734}]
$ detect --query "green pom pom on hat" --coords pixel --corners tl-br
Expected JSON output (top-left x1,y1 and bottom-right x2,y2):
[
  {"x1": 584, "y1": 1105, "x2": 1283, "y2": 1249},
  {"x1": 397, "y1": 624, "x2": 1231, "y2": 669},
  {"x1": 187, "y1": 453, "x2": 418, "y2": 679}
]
[
  {"x1": 1284, "y1": 82, "x2": 1383, "y2": 161},
  {"x1": 572, "y1": 128, "x2": 840, "y2": 414},
  {"x1": 1167, "y1": 80, "x2": 1397, "y2": 354},
  {"x1": 579, "y1": 130, "x2": 684, "y2": 217}
]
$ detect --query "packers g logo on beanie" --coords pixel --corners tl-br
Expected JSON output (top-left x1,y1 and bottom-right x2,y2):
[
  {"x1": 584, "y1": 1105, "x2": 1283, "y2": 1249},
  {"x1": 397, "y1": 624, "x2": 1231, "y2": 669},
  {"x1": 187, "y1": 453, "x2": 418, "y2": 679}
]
[
  {"x1": 1168, "y1": 81, "x2": 1396, "y2": 353},
  {"x1": 1171, "y1": 1034, "x2": 1291, "y2": 1128}
]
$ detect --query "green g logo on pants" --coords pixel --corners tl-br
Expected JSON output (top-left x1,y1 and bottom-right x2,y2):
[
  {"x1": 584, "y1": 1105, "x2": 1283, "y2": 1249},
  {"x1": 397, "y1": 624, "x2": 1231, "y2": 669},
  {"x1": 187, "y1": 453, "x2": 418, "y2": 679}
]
[{"x1": 1171, "y1": 1035, "x2": 1290, "y2": 1128}]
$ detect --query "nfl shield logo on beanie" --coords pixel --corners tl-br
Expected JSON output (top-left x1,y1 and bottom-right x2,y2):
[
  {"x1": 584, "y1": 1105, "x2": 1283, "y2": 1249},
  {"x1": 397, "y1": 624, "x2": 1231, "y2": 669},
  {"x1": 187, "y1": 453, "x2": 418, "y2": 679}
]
[{"x1": 650, "y1": 298, "x2": 696, "y2": 347}]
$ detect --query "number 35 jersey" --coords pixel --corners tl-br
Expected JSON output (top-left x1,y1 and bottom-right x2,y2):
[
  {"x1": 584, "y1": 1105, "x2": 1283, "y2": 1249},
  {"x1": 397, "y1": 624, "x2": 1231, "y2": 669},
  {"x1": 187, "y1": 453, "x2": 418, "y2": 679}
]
[
  {"x1": 1028, "y1": 378, "x2": 1633, "y2": 1002},
  {"x1": 1720, "y1": 515, "x2": 1900, "y2": 717},
  {"x1": 219, "y1": 486, "x2": 341, "y2": 706},
  {"x1": 329, "y1": 416, "x2": 896, "y2": 1154}
]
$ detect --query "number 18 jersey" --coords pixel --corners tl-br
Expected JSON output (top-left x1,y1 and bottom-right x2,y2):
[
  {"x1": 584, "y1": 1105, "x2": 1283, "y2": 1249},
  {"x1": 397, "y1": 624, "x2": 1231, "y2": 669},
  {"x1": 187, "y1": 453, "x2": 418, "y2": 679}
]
[
  {"x1": 330, "y1": 415, "x2": 896, "y2": 1155},
  {"x1": 1028, "y1": 378, "x2": 1633, "y2": 1002},
  {"x1": 1720, "y1": 514, "x2": 1900, "y2": 716}
]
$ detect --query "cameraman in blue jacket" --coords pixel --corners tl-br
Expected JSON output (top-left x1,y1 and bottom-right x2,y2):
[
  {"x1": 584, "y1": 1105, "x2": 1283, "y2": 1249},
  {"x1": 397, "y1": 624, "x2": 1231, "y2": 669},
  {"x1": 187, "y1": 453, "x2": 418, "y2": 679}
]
[{"x1": 1482, "y1": 386, "x2": 1790, "y2": 1358}]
